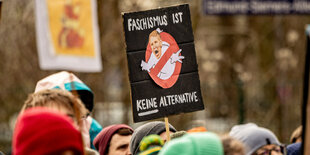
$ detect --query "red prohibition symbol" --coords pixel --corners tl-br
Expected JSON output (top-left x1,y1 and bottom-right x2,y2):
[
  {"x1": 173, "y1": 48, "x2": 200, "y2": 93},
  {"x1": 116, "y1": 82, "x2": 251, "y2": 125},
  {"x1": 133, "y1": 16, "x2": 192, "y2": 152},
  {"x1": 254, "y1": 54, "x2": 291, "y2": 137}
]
[{"x1": 141, "y1": 28, "x2": 185, "y2": 88}]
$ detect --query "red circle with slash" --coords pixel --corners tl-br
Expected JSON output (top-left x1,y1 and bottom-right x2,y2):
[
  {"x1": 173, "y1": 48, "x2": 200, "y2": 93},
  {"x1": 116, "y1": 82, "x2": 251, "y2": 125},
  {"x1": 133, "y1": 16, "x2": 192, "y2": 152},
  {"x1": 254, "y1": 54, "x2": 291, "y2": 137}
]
[{"x1": 145, "y1": 32, "x2": 182, "y2": 89}]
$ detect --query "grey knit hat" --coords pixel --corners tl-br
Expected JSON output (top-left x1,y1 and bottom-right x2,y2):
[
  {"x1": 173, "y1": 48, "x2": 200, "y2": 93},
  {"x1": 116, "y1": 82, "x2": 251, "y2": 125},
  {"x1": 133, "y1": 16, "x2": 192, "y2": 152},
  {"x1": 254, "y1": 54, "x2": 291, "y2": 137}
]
[
  {"x1": 130, "y1": 121, "x2": 177, "y2": 155},
  {"x1": 229, "y1": 123, "x2": 281, "y2": 155}
]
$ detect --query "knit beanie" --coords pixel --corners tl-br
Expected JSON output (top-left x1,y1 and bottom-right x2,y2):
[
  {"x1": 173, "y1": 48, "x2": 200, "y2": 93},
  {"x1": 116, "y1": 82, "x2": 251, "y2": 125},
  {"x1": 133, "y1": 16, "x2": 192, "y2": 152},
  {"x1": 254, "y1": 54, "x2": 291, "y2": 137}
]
[
  {"x1": 13, "y1": 107, "x2": 84, "y2": 155},
  {"x1": 229, "y1": 123, "x2": 281, "y2": 155},
  {"x1": 130, "y1": 121, "x2": 177, "y2": 155},
  {"x1": 286, "y1": 142, "x2": 301, "y2": 155},
  {"x1": 93, "y1": 124, "x2": 133, "y2": 155},
  {"x1": 158, "y1": 132, "x2": 224, "y2": 155},
  {"x1": 35, "y1": 71, "x2": 94, "y2": 112},
  {"x1": 139, "y1": 134, "x2": 164, "y2": 155}
]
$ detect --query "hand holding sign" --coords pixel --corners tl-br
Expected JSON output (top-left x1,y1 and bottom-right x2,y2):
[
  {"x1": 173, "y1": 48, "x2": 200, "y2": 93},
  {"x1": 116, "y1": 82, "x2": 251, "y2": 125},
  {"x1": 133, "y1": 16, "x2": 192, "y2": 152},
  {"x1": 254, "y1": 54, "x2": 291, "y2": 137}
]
[{"x1": 170, "y1": 49, "x2": 184, "y2": 63}]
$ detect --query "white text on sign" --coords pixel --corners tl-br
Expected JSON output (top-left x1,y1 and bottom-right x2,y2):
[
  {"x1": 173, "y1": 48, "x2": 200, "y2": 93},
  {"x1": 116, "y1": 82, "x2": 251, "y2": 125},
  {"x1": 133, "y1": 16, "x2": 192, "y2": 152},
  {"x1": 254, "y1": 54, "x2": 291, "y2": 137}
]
[
  {"x1": 136, "y1": 91, "x2": 199, "y2": 115},
  {"x1": 127, "y1": 12, "x2": 184, "y2": 31},
  {"x1": 172, "y1": 12, "x2": 183, "y2": 24}
]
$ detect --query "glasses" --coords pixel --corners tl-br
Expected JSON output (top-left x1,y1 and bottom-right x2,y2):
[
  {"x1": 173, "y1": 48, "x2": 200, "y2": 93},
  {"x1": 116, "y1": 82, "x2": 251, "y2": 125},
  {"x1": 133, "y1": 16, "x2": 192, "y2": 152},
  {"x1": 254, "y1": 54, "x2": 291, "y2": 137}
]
[
  {"x1": 255, "y1": 148, "x2": 281, "y2": 155},
  {"x1": 253, "y1": 145, "x2": 286, "y2": 155}
]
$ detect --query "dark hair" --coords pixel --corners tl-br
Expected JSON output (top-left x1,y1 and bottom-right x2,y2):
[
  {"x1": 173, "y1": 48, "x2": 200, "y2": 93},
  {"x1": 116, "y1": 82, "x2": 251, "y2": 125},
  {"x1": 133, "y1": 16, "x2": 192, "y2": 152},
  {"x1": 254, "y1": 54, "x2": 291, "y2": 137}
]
[
  {"x1": 105, "y1": 128, "x2": 133, "y2": 154},
  {"x1": 117, "y1": 128, "x2": 133, "y2": 136}
]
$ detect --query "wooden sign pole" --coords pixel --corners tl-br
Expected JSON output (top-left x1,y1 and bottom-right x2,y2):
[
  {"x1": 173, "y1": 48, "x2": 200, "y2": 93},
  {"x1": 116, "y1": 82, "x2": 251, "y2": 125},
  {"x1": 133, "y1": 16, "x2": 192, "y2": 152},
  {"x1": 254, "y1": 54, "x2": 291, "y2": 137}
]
[{"x1": 164, "y1": 117, "x2": 171, "y2": 142}]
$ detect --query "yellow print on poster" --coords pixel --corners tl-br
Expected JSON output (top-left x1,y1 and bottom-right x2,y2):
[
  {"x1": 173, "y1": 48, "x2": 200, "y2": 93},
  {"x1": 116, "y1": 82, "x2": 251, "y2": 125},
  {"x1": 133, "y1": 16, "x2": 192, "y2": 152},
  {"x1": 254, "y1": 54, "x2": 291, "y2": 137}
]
[{"x1": 47, "y1": 0, "x2": 95, "y2": 57}]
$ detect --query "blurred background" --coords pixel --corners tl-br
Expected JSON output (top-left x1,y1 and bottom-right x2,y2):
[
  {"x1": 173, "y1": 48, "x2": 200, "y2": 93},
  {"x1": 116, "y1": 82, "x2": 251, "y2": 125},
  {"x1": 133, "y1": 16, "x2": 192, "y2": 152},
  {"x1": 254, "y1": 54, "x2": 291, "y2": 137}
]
[{"x1": 0, "y1": 0, "x2": 308, "y2": 153}]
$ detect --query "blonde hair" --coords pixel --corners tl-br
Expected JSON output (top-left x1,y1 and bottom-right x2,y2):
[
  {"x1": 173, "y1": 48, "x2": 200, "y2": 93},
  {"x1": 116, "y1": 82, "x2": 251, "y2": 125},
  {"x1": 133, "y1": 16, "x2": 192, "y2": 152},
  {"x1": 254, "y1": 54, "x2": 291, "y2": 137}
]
[
  {"x1": 290, "y1": 125, "x2": 302, "y2": 143},
  {"x1": 149, "y1": 30, "x2": 161, "y2": 42},
  {"x1": 221, "y1": 135, "x2": 245, "y2": 155},
  {"x1": 22, "y1": 89, "x2": 88, "y2": 121}
]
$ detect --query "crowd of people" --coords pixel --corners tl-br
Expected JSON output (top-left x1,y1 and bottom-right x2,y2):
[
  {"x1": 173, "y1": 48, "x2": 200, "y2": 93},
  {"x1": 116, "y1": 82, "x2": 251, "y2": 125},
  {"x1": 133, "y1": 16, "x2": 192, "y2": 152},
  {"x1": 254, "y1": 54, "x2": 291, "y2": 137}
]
[{"x1": 7, "y1": 71, "x2": 303, "y2": 155}]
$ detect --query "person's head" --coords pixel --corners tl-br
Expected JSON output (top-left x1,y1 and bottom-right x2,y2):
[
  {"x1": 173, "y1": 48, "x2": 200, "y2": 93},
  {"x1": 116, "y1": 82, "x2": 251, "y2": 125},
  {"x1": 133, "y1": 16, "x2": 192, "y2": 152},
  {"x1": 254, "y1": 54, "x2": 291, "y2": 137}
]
[
  {"x1": 158, "y1": 132, "x2": 224, "y2": 155},
  {"x1": 130, "y1": 121, "x2": 176, "y2": 155},
  {"x1": 94, "y1": 124, "x2": 133, "y2": 155},
  {"x1": 34, "y1": 71, "x2": 102, "y2": 149},
  {"x1": 253, "y1": 144, "x2": 283, "y2": 155},
  {"x1": 229, "y1": 123, "x2": 283, "y2": 155},
  {"x1": 22, "y1": 89, "x2": 88, "y2": 125},
  {"x1": 138, "y1": 135, "x2": 164, "y2": 155},
  {"x1": 290, "y1": 126, "x2": 302, "y2": 143},
  {"x1": 35, "y1": 71, "x2": 94, "y2": 112},
  {"x1": 149, "y1": 30, "x2": 162, "y2": 59},
  {"x1": 13, "y1": 107, "x2": 84, "y2": 155},
  {"x1": 221, "y1": 135, "x2": 245, "y2": 155}
]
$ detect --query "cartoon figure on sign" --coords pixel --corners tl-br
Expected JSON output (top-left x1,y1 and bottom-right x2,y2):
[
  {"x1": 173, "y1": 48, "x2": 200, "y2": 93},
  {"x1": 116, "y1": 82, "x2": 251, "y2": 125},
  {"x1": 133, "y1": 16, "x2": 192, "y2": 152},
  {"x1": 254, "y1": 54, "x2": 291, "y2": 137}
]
[
  {"x1": 141, "y1": 28, "x2": 184, "y2": 88},
  {"x1": 58, "y1": 0, "x2": 85, "y2": 48}
]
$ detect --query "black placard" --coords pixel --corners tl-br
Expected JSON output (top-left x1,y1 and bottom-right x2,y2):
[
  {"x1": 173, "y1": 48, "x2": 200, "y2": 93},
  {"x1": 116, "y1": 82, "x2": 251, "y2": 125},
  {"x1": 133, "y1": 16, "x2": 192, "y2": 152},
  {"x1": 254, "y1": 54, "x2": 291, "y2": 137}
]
[{"x1": 123, "y1": 4, "x2": 204, "y2": 122}]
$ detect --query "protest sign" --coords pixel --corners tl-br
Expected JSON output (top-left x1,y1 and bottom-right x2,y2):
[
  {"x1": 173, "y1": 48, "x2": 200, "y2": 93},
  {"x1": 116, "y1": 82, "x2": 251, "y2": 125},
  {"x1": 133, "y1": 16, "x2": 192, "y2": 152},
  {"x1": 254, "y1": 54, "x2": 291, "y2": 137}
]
[
  {"x1": 203, "y1": 0, "x2": 310, "y2": 15},
  {"x1": 123, "y1": 4, "x2": 204, "y2": 122},
  {"x1": 35, "y1": 0, "x2": 102, "y2": 72}
]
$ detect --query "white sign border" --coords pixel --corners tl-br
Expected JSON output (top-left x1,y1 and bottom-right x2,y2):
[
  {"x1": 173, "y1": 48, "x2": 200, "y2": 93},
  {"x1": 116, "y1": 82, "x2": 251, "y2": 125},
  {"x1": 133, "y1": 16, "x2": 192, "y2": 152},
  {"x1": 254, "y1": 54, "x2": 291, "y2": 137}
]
[{"x1": 35, "y1": 0, "x2": 102, "y2": 72}]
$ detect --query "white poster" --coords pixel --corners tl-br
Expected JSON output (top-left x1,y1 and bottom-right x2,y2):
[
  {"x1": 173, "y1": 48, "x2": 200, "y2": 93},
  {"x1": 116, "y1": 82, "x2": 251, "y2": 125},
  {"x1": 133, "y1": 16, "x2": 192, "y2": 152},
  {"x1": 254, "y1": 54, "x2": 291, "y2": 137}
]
[{"x1": 35, "y1": 0, "x2": 102, "y2": 72}]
